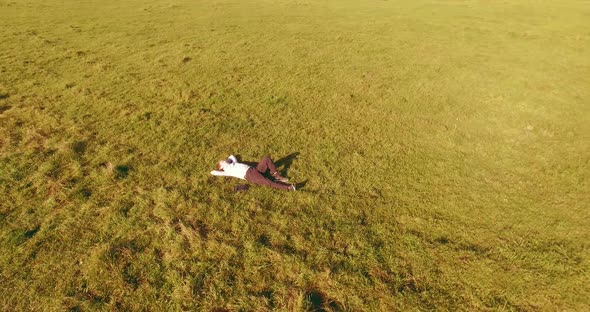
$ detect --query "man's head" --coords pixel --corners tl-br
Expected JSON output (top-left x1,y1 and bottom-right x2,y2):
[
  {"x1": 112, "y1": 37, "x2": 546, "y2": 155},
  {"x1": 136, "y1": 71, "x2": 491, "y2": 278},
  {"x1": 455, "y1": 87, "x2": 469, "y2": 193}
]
[
  {"x1": 216, "y1": 158, "x2": 234, "y2": 170},
  {"x1": 216, "y1": 160, "x2": 226, "y2": 170}
]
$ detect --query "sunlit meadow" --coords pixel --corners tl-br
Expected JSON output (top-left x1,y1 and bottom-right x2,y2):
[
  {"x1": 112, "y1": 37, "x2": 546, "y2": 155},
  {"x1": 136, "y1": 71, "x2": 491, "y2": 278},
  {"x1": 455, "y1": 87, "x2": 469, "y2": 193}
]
[{"x1": 1, "y1": 0, "x2": 589, "y2": 310}]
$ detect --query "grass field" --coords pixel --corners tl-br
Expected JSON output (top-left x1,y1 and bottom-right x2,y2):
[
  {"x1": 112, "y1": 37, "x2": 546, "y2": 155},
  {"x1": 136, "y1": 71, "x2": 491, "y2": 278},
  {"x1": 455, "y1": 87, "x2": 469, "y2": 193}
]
[{"x1": 1, "y1": 0, "x2": 589, "y2": 310}]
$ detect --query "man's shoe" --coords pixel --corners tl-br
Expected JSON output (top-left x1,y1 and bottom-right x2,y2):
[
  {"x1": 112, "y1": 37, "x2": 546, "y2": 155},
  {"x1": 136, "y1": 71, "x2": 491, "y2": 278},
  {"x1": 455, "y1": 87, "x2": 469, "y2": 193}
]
[
  {"x1": 272, "y1": 173, "x2": 289, "y2": 183},
  {"x1": 289, "y1": 184, "x2": 296, "y2": 191}
]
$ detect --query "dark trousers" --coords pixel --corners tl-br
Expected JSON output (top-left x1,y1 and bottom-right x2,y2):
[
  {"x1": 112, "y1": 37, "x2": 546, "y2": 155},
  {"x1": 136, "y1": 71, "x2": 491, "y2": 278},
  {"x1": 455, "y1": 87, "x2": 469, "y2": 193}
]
[{"x1": 245, "y1": 156, "x2": 291, "y2": 190}]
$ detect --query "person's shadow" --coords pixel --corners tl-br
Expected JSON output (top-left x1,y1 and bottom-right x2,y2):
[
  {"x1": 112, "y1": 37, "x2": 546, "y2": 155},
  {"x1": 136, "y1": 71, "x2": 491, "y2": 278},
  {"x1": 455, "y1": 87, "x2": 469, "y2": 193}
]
[
  {"x1": 238, "y1": 152, "x2": 306, "y2": 189},
  {"x1": 275, "y1": 152, "x2": 300, "y2": 173}
]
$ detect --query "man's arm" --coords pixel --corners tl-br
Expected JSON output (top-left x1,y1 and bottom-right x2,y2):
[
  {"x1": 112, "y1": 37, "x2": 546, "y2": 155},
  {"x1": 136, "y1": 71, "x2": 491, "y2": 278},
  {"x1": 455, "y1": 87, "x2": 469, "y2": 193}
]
[{"x1": 210, "y1": 170, "x2": 230, "y2": 177}]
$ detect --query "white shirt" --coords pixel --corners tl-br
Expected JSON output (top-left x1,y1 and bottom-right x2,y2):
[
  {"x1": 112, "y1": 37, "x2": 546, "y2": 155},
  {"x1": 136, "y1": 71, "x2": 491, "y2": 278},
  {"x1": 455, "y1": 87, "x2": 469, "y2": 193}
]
[{"x1": 210, "y1": 155, "x2": 251, "y2": 180}]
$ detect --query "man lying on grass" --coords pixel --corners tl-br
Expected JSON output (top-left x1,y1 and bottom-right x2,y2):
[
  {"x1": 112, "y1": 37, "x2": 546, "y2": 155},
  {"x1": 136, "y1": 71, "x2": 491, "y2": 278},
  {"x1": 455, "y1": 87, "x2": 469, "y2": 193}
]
[{"x1": 211, "y1": 155, "x2": 296, "y2": 191}]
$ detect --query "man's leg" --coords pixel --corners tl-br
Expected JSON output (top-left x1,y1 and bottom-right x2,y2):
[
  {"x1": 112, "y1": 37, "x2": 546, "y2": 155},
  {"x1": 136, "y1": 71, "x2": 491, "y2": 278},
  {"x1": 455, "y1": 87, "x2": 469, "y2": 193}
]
[
  {"x1": 245, "y1": 168, "x2": 293, "y2": 191},
  {"x1": 256, "y1": 156, "x2": 289, "y2": 182},
  {"x1": 255, "y1": 156, "x2": 278, "y2": 174}
]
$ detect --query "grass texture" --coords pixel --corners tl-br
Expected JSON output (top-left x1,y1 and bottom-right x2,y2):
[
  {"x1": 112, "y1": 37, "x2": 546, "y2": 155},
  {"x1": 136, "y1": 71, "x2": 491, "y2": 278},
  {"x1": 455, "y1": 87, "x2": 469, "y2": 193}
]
[{"x1": 1, "y1": 0, "x2": 589, "y2": 310}]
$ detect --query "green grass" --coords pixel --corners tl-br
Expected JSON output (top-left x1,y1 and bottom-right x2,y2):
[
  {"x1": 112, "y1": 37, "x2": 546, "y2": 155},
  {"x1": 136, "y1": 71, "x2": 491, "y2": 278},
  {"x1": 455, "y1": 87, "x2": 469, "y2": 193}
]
[{"x1": 1, "y1": 0, "x2": 589, "y2": 310}]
